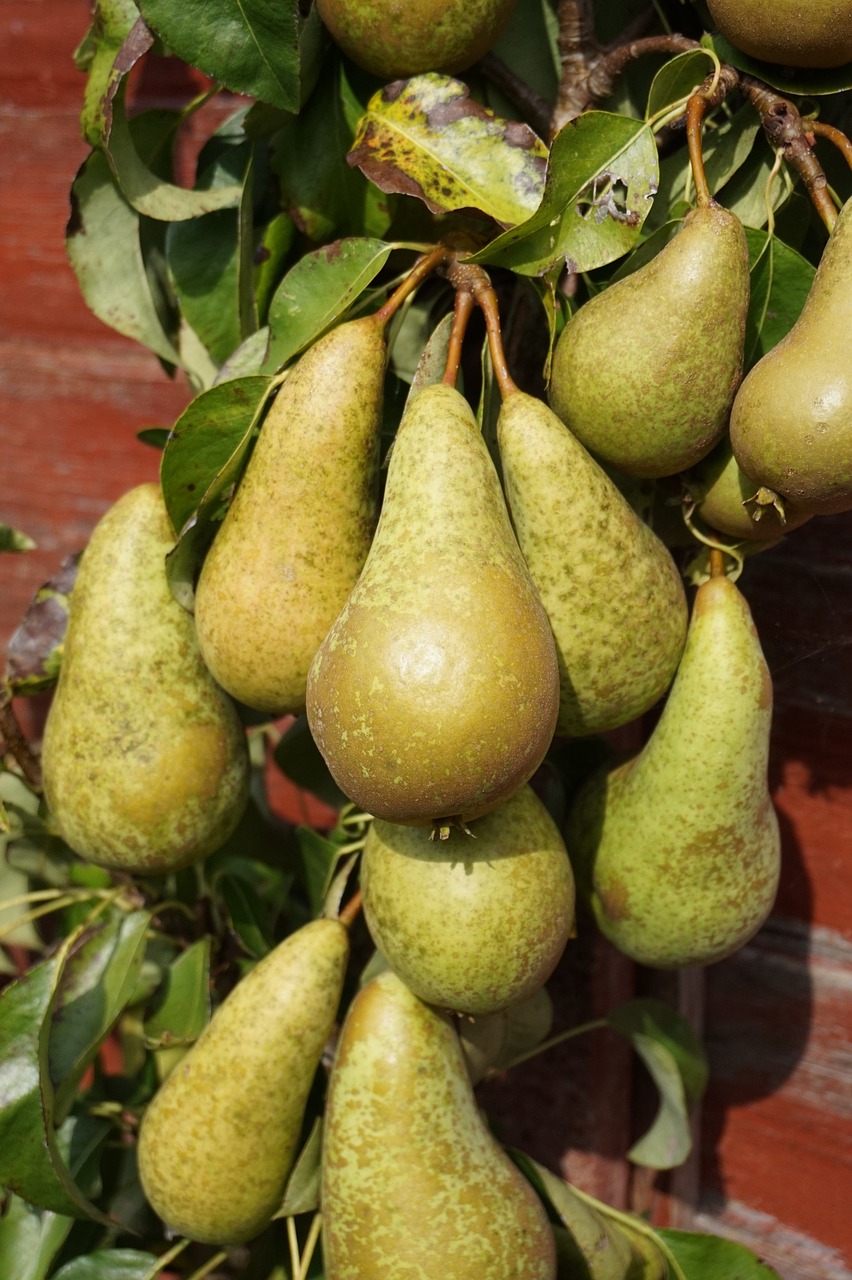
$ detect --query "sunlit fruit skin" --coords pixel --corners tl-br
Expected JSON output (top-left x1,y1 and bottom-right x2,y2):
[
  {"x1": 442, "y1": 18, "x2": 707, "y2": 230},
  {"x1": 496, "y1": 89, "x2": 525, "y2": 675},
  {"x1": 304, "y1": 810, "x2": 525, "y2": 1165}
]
[
  {"x1": 729, "y1": 197, "x2": 852, "y2": 517},
  {"x1": 315, "y1": 0, "x2": 517, "y2": 79},
  {"x1": 707, "y1": 0, "x2": 852, "y2": 68}
]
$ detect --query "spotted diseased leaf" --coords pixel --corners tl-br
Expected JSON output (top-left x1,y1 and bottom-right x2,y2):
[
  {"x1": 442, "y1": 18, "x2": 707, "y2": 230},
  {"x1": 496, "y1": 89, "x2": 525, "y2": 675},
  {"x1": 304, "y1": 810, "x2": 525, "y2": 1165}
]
[
  {"x1": 6, "y1": 555, "x2": 80, "y2": 696},
  {"x1": 348, "y1": 74, "x2": 547, "y2": 228},
  {"x1": 471, "y1": 111, "x2": 658, "y2": 275},
  {"x1": 79, "y1": 2, "x2": 150, "y2": 148}
]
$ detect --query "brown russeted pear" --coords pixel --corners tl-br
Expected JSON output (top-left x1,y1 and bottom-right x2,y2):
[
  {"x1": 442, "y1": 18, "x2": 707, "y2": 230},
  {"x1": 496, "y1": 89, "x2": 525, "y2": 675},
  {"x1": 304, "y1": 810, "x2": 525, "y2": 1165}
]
[
  {"x1": 138, "y1": 918, "x2": 349, "y2": 1245},
  {"x1": 565, "y1": 574, "x2": 780, "y2": 968},
  {"x1": 707, "y1": 0, "x2": 852, "y2": 68},
  {"x1": 688, "y1": 438, "x2": 811, "y2": 541},
  {"x1": 360, "y1": 784, "x2": 575, "y2": 1014},
  {"x1": 321, "y1": 969, "x2": 557, "y2": 1280},
  {"x1": 306, "y1": 382, "x2": 559, "y2": 826},
  {"x1": 497, "y1": 391, "x2": 688, "y2": 735},
  {"x1": 41, "y1": 484, "x2": 249, "y2": 874},
  {"x1": 730, "y1": 197, "x2": 852, "y2": 517},
  {"x1": 315, "y1": 0, "x2": 516, "y2": 79},
  {"x1": 549, "y1": 204, "x2": 750, "y2": 477},
  {"x1": 194, "y1": 316, "x2": 387, "y2": 715}
]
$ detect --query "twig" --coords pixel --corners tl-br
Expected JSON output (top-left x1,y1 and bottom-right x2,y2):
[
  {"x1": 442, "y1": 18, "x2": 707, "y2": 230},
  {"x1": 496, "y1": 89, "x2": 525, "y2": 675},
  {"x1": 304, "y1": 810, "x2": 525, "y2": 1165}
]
[
  {"x1": 0, "y1": 685, "x2": 42, "y2": 789},
  {"x1": 740, "y1": 76, "x2": 839, "y2": 232},
  {"x1": 587, "y1": 34, "x2": 700, "y2": 102},
  {"x1": 478, "y1": 53, "x2": 552, "y2": 138},
  {"x1": 810, "y1": 119, "x2": 852, "y2": 173},
  {"x1": 552, "y1": 0, "x2": 600, "y2": 134}
]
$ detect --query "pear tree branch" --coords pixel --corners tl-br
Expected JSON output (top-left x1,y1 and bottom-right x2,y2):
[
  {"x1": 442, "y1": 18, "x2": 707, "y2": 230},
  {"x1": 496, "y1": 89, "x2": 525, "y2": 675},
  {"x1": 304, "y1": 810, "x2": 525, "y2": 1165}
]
[
  {"x1": 740, "y1": 76, "x2": 839, "y2": 232},
  {"x1": 478, "y1": 53, "x2": 552, "y2": 138},
  {"x1": 587, "y1": 33, "x2": 700, "y2": 103},
  {"x1": 552, "y1": 0, "x2": 601, "y2": 133}
]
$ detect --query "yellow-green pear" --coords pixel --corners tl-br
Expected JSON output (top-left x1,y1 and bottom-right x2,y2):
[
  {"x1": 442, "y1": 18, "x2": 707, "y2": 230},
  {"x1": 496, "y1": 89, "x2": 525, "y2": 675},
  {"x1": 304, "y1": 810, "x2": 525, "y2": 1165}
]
[
  {"x1": 194, "y1": 316, "x2": 387, "y2": 714},
  {"x1": 730, "y1": 197, "x2": 852, "y2": 517},
  {"x1": 322, "y1": 969, "x2": 557, "y2": 1280},
  {"x1": 360, "y1": 784, "x2": 574, "y2": 1014},
  {"x1": 688, "y1": 438, "x2": 811, "y2": 541},
  {"x1": 497, "y1": 391, "x2": 688, "y2": 735},
  {"x1": 138, "y1": 918, "x2": 349, "y2": 1245},
  {"x1": 549, "y1": 204, "x2": 749, "y2": 478},
  {"x1": 41, "y1": 484, "x2": 249, "y2": 874},
  {"x1": 707, "y1": 0, "x2": 852, "y2": 68},
  {"x1": 566, "y1": 574, "x2": 780, "y2": 968},
  {"x1": 306, "y1": 382, "x2": 559, "y2": 826}
]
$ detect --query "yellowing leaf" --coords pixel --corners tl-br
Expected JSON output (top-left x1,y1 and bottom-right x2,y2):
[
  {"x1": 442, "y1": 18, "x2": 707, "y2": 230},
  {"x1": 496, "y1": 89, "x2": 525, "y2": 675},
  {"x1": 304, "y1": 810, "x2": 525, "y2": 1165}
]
[{"x1": 348, "y1": 74, "x2": 547, "y2": 228}]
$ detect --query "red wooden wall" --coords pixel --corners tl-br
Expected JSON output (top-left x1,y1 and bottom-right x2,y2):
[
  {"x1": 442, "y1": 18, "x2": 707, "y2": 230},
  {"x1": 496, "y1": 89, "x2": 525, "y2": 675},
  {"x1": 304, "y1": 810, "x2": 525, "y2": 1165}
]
[{"x1": 2, "y1": 5, "x2": 850, "y2": 1276}]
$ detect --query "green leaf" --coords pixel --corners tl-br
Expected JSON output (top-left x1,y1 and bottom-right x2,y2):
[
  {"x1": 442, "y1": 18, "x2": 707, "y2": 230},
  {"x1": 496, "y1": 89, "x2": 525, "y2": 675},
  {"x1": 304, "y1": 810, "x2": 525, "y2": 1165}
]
[
  {"x1": 78, "y1": 0, "x2": 142, "y2": 148},
  {"x1": 0, "y1": 1118, "x2": 109, "y2": 1280},
  {"x1": 0, "y1": 950, "x2": 112, "y2": 1221},
  {"x1": 743, "y1": 229, "x2": 815, "y2": 368},
  {"x1": 649, "y1": 107, "x2": 760, "y2": 228},
  {"x1": 607, "y1": 999, "x2": 708, "y2": 1169},
  {"x1": 49, "y1": 911, "x2": 151, "y2": 1124},
  {"x1": 5, "y1": 554, "x2": 78, "y2": 696},
  {"x1": 167, "y1": 210, "x2": 243, "y2": 365},
  {"x1": 262, "y1": 237, "x2": 392, "y2": 373},
  {"x1": 488, "y1": 0, "x2": 560, "y2": 106},
  {"x1": 0, "y1": 525, "x2": 36, "y2": 553},
  {"x1": 137, "y1": 0, "x2": 304, "y2": 111},
  {"x1": 218, "y1": 875, "x2": 275, "y2": 958},
  {"x1": 471, "y1": 111, "x2": 658, "y2": 275},
  {"x1": 702, "y1": 34, "x2": 852, "y2": 96},
  {"x1": 406, "y1": 313, "x2": 455, "y2": 401},
  {"x1": 51, "y1": 1251, "x2": 160, "y2": 1280},
  {"x1": 275, "y1": 1115, "x2": 323, "y2": 1218},
  {"x1": 646, "y1": 50, "x2": 716, "y2": 119},
  {"x1": 255, "y1": 214, "x2": 295, "y2": 324},
  {"x1": 655, "y1": 1229, "x2": 783, "y2": 1279},
  {"x1": 160, "y1": 374, "x2": 272, "y2": 536},
  {"x1": 296, "y1": 827, "x2": 344, "y2": 916},
  {"x1": 274, "y1": 717, "x2": 346, "y2": 809},
  {"x1": 66, "y1": 149, "x2": 181, "y2": 366},
  {"x1": 348, "y1": 74, "x2": 547, "y2": 227},
  {"x1": 144, "y1": 936, "x2": 211, "y2": 1047}
]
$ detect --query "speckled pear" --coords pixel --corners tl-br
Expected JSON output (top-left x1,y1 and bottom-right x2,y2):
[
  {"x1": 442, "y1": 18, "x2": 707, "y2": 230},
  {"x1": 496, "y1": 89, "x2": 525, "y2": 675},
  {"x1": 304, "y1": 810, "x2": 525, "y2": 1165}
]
[
  {"x1": 41, "y1": 484, "x2": 249, "y2": 874},
  {"x1": 321, "y1": 969, "x2": 557, "y2": 1280},
  {"x1": 688, "y1": 438, "x2": 811, "y2": 541},
  {"x1": 306, "y1": 382, "x2": 559, "y2": 826},
  {"x1": 497, "y1": 391, "x2": 688, "y2": 735},
  {"x1": 360, "y1": 784, "x2": 574, "y2": 1014},
  {"x1": 549, "y1": 204, "x2": 750, "y2": 477},
  {"x1": 707, "y1": 0, "x2": 852, "y2": 68},
  {"x1": 566, "y1": 575, "x2": 780, "y2": 968},
  {"x1": 730, "y1": 197, "x2": 852, "y2": 517},
  {"x1": 194, "y1": 315, "x2": 386, "y2": 714},
  {"x1": 315, "y1": 0, "x2": 516, "y2": 79},
  {"x1": 138, "y1": 918, "x2": 349, "y2": 1245}
]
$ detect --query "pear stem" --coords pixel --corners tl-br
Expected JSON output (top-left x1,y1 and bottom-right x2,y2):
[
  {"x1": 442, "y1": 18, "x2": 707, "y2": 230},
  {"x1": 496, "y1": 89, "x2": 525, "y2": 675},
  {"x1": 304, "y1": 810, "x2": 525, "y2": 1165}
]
[
  {"x1": 338, "y1": 888, "x2": 363, "y2": 929},
  {"x1": 374, "y1": 246, "x2": 450, "y2": 327},
  {"x1": 686, "y1": 94, "x2": 713, "y2": 207},
  {"x1": 490, "y1": 1017, "x2": 609, "y2": 1076},
  {"x1": 740, "y1": 76, "x2": 839, "y2": 233},
  {"x1": 709, "y1": 547, "x2": 726, "y2": 579},
  {"x1": 442, "y1": 290, "x2": 476, "y2": 388},
  {"x1": 297, "y1": 1212, "x2": 323, "y2": 1280},
  {"x1": 0, "y1": 686, "x2": 42, "y2": 789},
  {"x1": 141, "y1": 1238, "x2": 190, "y2": 1280},
  {"x1": 184, "y1": 1249, "x2": 229, "y2": 1280},
  {"x1": 810, "y1": 120, "x2": 852, "y2": 173}
]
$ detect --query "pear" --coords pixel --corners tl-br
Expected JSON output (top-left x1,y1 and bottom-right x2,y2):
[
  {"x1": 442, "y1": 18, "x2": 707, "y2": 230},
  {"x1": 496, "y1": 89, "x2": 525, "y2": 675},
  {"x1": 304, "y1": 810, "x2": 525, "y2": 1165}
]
[
  {"x1": 707, "y1": 0, "x2": 852, "y2": 68},
  {"x1": 315, "y1": 0, "x2": 516, "y2": 79},
  {"x1": 360, "y1": 784, "x2": 575, "y2": 1014},
  {"x1": 321, "y1": 969, "x2": 557, "y2": 1280},
  {"x1": 688, "y1": 438, "x2": 811, "y2": 541},
  {"x1": 194, "y1": 316, "x2": 387, "y2": 715},
  {"x1": 497, "y1": 391, "x2": 688, "y2": 735},
  {"x1": 549, "y1": 204, "x2": 750, "y2": 478},
  {"x1": 138, "y1": 918, "x2": 349, "y2": 1245},
  {"x1": 565, "y1": 574, "x2": 780, "y2": 968},
  {"x1": 730, "y1": 197, "x2": 852, "y2": 517},
  {"x1": 41, "y1": 484, "x2": 249, "y2": 875},
  {"x1": 306, "y1": 382, "x2": 559, "y2": 826}
]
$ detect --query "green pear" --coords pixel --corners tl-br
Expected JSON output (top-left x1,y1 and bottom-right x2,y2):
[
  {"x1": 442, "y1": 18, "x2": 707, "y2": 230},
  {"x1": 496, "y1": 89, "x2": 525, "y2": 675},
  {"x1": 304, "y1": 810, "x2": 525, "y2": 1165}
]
[
  {"x1": 707, "y1": 0, "x2": 852, "y2": 67},
  {"x1": 497, "y1": 391, "x2": 688, "y2": 735},
  {"x1": 730, "y1": 197, "x2": 852, "y2": 517},
  {"x1": 194, "y1": 316, "x2": 386, "y2": 715},
  {"x1": 321, "y1": 969, "x2": 557, "y2": 1280},
  {"x1": 41, "y1": 484, "x2": 249, "y2": 875},
  {"x1": 315, "y1": 0, "x2": 516, "y2": 79},
  {"x1": 565, "y1": 574, "x2": 780, "y2": 968},
  {"x1": 138, "y1": 918, "x2": 349, "y2": 1245},
  {"x1": 549, "y1": 204, "x2": 750, "y2": 478},
  {"x1": 360, "y1": 784, "x2": 575, "y2": 1014},
  {"x1": 688, "y1": 438, "x2": 811, "y2": 541},
  {"x1": 306, "y1": 382, "x2": 559, "y2": 826}
]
